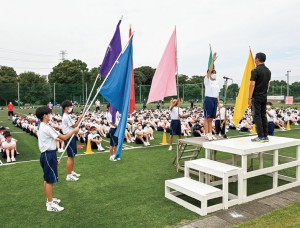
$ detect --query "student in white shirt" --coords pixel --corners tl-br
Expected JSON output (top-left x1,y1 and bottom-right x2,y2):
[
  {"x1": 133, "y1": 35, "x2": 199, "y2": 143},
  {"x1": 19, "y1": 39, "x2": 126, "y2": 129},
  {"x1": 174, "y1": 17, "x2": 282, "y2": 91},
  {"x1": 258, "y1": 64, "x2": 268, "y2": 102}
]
[
  {"x1": 36, "y1": 106, "x2": 79, "y2": 212},
  {"x1": 61, "y1": 100, "x2": 83, "y2": 182},
  {"x1": 203, "y1": 52, "x2": 220, "y2": 141}
]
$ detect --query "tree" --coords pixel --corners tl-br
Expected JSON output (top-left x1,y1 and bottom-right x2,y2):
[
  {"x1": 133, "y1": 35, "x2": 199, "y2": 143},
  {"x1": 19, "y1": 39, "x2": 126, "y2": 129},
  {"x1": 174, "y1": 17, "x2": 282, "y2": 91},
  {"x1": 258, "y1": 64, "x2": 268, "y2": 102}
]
[
  {"x1": 48, "y1": 59, "x2": 88, "y2": 84},
  {"x1": 134, "y1": 70, "x2": 146, "y2": 85},
  {"x1": 290, "y1": 82, "x2": 300, "y2": 97},
  {"x1": 18, "y1": 72, "x2": 51, "y2": 105},
  {"x1": 178, "y1": 74, "x2": 189, "y2": 84},
  {"x1": 0, "y1": 66, "x2": 18, "y2": 105},
  {"x1": 0, "y1": 66, "x2": 18, "y2": 83},
  {"x1": 134, "y1": 66, "x2": 155, "y2": 85},
  {"x1": 189, "y1": 75, "x2": 205, "y2": 84}
]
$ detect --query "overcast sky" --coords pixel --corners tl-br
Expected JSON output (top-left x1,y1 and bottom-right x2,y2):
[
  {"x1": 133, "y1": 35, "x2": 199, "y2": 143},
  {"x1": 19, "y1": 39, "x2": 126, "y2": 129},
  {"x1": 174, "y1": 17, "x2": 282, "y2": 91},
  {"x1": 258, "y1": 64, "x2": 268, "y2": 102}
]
[{"x1": 1, "y1": 0, "x2": 299, "y2": 86}]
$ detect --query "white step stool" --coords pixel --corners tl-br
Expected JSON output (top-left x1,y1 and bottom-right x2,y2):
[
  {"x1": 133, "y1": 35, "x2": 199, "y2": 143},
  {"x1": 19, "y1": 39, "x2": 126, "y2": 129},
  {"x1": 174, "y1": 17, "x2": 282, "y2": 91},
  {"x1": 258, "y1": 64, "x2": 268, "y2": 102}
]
[
  {"x1": 185, "y1": 158, "x2": 242, "y2": 209},
  {"x1": 165, "y1": 177, "x2": 223, "y2": 216}
]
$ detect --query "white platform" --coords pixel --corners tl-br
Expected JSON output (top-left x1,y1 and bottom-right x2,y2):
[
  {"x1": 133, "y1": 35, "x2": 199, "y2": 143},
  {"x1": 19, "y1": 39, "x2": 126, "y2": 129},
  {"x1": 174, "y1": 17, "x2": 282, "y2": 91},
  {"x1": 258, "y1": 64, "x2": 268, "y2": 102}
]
[
  {"x1": 203, "y1": 135, "x2": 300, "y2": 156},
  {"x1": 203, "y1": 135, "x2": 300, "y2": 203}
]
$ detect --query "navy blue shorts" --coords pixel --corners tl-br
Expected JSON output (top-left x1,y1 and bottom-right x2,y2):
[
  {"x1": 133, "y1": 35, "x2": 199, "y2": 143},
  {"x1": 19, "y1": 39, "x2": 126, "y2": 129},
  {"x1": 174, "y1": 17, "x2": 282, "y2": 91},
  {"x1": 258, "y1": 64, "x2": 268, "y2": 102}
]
[
  {"x1": 40, "y1": 150, "x2": 58, "y2": 184},
  {"x1": 268, "y1": 122, "x2": 275, "y2": 136},
  {"x1": 170, "y1": 120, "x2": 182, "y2": 136},
  {"x1": 65, "y1": 137, "x2": 77, "y2": 158},
  {"x1": 204, "y1": 96, "x2": 218, "y2": 118},
  {"x1": 109, "y1": 128, "x2": 118, "y2": 146}
]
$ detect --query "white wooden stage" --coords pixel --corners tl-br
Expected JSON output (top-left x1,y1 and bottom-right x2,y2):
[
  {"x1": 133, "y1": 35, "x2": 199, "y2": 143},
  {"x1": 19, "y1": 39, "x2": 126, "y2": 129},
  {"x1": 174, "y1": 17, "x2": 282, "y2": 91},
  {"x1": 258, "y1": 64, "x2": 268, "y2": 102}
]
[{"x1": 165, "y1": 136, "x2": 300, "y2": 215}]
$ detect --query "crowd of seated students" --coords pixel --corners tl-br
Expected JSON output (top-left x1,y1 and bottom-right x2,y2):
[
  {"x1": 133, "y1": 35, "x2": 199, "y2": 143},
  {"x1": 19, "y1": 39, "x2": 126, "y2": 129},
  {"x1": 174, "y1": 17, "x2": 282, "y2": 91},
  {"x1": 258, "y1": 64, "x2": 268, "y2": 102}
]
[{"x1": 4, "y1": 105, "x2": 299, "y2": 163}]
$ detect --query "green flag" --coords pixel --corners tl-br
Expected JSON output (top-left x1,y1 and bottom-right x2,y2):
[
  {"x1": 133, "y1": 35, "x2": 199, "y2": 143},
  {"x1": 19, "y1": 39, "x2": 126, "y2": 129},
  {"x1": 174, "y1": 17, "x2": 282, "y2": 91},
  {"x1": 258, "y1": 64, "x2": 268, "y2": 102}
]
[{"x1": 208, "y1": 45, "x2": 213, "y2": 70}]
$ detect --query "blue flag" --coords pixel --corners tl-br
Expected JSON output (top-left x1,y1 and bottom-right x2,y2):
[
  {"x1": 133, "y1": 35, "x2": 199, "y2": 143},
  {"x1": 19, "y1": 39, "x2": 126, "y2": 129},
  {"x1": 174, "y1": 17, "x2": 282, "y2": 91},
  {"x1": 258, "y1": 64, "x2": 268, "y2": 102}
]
[
  {"x1": 100, "y1": 20, "x2": 122, "y2": 77},
  {"x1": 100, "y1": 38, "x2": 133, "y2": 159}
]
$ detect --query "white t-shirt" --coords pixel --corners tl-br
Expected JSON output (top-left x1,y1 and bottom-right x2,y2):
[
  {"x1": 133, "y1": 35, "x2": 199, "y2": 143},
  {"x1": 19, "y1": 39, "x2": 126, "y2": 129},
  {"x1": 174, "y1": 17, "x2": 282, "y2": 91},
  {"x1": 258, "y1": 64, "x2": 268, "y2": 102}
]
[
  {"x1": 88, "y1": 133, "x2": 101, "y2": 140},
  {"x1": 267, "y1": 109, "x2": 275, "y2": 122},
  {"x1": 106, "y1": 111, "x2": 119, "y2": 128},
  {"x1": 217, "y1": 107, "x2": 226, "y2": 120},
  {"x1": 170, "y1": 107, "x2": 183, "y2": 120},
  {"x1": 62, "y1": 113, "x2": 75, "y2": 134},
  {"x1": 204, "y1": 76, "x2": 220, "y2": 98},
  {"x1": 37, "y1": 122, "x2": 59, "y2": 152}
]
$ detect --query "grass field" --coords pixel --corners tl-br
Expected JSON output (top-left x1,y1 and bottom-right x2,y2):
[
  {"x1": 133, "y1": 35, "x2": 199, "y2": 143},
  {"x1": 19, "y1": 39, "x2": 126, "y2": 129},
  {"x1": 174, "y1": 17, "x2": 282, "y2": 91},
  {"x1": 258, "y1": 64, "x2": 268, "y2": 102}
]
[{"x1": 0, "y1": 107, "x2": 300, "y2": 227}]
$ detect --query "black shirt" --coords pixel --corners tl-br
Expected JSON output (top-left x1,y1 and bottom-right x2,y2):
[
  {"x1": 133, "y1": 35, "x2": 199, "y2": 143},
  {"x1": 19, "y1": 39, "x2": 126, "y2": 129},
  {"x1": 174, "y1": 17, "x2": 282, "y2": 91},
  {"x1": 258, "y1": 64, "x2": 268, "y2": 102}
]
[{"x1": 250, "y1": 64, "x2": 271, "y2": 98}]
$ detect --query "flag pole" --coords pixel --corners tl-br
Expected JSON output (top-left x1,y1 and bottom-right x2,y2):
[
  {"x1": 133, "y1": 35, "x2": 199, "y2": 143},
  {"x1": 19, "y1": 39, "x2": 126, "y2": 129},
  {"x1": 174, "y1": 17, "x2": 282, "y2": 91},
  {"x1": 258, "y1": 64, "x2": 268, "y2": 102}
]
[
  {"x1": 175, "y1": 26, "x2": 179, "y2": 100},
  {"x1": 58, "y1": 33, "x2": 134, "y2": 162}
]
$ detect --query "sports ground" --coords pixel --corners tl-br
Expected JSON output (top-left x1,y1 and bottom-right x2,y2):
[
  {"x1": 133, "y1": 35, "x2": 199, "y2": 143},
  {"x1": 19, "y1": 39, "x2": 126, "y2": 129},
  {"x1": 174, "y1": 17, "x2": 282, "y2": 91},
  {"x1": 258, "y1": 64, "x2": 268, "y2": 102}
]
[{"x1": 1, "y1": 107, "x2": 300, "y2": 227}]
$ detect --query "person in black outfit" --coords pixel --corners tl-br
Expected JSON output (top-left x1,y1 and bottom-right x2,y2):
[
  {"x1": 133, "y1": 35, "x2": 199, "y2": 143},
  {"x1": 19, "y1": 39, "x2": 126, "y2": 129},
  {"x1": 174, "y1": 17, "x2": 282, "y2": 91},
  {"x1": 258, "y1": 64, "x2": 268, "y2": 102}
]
[{"x1": 248, "y1": 52, "x2": 271, "y2": 142}]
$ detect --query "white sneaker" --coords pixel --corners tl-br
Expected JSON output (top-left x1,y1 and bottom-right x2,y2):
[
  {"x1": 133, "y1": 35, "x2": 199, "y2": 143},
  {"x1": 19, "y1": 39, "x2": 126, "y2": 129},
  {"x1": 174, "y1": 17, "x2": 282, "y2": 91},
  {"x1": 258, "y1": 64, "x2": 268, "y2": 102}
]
[
  {"x1": 110, "y1": 156, "x2": 117, "y2": 161},
  {"x1": 98, "y1": 146, "x2": 105, "y2": 151},
  {"x1": 127, "y1": 140, "x2": 131, "y2": 143},
  {"x1": 168, "y1": 146, "x2": 172, "y2": 151},
  {"x1": 11, "y1": 157, "x2": 16, "y2": 162},
  {"x1": 66, "y1": 175, "x2": 79, "y2": 181},
  {"x1": 47, "y1": 202, "x2": 64, "y2": 212},
  {"x1": 7, "y1": 157, "x2": 11, "y2": 163},
  {"x1": 143, "y1": 142, "x2": 148, "y2": 147},
  {"x1": 46, "y1": 198, "x2": 61, "y2": 206},
  {"x1": 147, "y1": 142, "x2": 150, "y2": 146},
  {"x1": 71, "y1": 171, "x2": 81, "y2": 177},
  {"x1": 131, "y1": 138, "x2": 135, "y2": 142}
]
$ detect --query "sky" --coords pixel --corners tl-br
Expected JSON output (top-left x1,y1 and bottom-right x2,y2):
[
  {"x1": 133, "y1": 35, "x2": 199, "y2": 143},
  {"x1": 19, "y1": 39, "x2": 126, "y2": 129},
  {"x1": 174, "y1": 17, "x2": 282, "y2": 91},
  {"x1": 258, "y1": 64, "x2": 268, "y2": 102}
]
[{"x1": 1, "y1": 0, "x2": 300, "y2": 86}]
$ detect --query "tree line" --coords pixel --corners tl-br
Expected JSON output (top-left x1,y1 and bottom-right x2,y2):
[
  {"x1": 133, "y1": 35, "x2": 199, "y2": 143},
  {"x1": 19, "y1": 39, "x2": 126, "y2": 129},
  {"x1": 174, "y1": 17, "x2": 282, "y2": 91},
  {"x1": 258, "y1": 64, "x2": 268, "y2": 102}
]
[{"x1": 0, "y1": 59, "x2": 299, "y2": 105}]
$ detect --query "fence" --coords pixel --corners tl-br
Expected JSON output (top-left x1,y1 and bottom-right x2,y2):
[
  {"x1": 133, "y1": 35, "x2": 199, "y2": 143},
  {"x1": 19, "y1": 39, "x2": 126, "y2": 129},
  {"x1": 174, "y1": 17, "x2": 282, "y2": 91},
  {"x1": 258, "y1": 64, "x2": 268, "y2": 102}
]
[
  {"x1": 0, "y1": 82, "x2": 299, "y2": 107},
  {"x1": 0, "y1": 83, "x2": 205, "y2": 106}
]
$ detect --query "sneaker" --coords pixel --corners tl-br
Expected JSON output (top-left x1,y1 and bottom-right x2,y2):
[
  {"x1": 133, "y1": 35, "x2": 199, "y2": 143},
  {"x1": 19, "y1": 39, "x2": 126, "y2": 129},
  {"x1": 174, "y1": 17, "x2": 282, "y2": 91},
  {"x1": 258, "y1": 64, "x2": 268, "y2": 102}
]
[
  {"x1": 223, "y1": 135, "x2": 228, "y2": 139},
  {"x1": 263, "y1": 136, "x2": 269, "y2": 142},
  {"x1": 131, "y1": 138, "x2": 135, "y2": 142},
  {"x1": 251, "y1": 137, "x2": 265, "y2": 142},
  {"x1": 66, "y1": 175, "x2": 79, "y2": 181},
  {"x1": 98, "y1": 146, "x2": 105, "y2": 151},
  {"x1": 47, "y1": 202, "x2": 64, "y2": 212},
  {"x1": 168, "y1": 146, "x2": 172, "y2": 151},
  {"x1": 110, "y1": 156, "x2": 117, "y2": 161},
  {"x1": 11, "y1": 157, "x2": 16, "y2": 162},
  {"x1": 7, "y1": 157, "x2": 11, "y2": 163},
  {"x1": 212, "y1": 135, "x2": 217, "y2": 140},
  {"x1": 72, "y1": 171, "x2": 81, "y2": 177},
  {"x1": 143, "y1": 142, "x2": 148, "y2": 147},
  {"x1": 46, "y1": 198, "x2": 61, "y2": 206},
  {"x1": 147, "y1": 142, "x2": 150, "y2": 146},
  {"x1": 127, "y1": 140, "x2": 131, "y2": 143},
  {"x1": 16, "y1": 151, "x2": 20, "y2": 155}
]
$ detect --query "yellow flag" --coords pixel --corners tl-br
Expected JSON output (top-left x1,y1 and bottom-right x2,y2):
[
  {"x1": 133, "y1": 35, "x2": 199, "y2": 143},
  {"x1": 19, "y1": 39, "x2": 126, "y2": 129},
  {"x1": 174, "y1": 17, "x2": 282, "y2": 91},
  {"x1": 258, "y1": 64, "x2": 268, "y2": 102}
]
[{"x1": 233, "y1": 50, "x2": 255, "y2": 127}]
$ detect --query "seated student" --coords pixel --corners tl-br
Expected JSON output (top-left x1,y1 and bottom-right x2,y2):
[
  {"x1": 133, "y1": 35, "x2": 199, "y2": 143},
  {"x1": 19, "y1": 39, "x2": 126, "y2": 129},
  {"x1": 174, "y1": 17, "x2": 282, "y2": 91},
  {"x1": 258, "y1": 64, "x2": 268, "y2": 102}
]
[
  {"x1": 125, "y1": 124, "x2": 135, "y2": 143},
  {"x1": 134, "y1": 123, "x2": 150, "y2": 146},
  {"x1": 192, "y1": 120, "x2": 203, "y2": 137},
  {"x1": 2, "y1": 132, "x2": 17, "y2": 163},
  {"x1": 144, "y1": 123, "x2": 154, "y2": 140},
  {"x1": 87, "y1": 126, "x2": 105, "y2": 151}
]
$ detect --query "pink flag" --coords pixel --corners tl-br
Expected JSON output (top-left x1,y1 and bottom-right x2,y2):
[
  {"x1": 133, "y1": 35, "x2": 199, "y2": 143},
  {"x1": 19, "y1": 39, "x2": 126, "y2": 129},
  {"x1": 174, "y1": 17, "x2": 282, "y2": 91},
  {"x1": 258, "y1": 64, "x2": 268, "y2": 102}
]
[{"x1": 147, "y1": 28, "x2": 177, "y2": 104}]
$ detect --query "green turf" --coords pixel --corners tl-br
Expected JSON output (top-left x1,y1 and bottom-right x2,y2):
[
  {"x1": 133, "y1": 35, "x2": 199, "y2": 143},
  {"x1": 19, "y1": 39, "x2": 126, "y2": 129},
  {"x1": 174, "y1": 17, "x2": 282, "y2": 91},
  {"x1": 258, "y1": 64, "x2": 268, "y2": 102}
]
[{"x1": 1, "y1": 108, "x2": 300, "y2": 227}]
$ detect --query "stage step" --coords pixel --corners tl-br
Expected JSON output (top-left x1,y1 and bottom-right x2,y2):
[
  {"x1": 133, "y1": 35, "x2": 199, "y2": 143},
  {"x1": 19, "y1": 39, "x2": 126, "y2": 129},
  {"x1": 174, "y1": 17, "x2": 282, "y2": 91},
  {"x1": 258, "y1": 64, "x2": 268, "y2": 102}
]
[
  {"x1": 185, "y1": 158, "x2": 242, "y2": 209},
  {"x1": 165, "y1": 177, "x2": 223, "y2": 216},
  {"x1": 185, "y1": 158, "x2": 240, "y2": 176}
]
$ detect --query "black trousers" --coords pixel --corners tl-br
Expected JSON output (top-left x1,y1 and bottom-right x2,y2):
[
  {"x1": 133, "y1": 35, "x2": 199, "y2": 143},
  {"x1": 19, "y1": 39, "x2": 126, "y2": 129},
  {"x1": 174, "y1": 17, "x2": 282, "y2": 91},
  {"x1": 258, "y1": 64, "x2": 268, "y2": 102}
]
[{"x1": 252, "y1": 97, "x2": 268, "y2": 138}]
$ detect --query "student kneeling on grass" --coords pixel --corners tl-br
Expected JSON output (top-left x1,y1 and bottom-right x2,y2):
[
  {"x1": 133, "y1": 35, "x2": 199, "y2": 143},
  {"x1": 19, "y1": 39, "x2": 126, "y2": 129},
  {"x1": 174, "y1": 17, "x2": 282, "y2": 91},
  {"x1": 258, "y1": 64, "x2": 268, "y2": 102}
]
[{"x1": 36, "y1": 106, "x2": 79, "y2": 212}]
